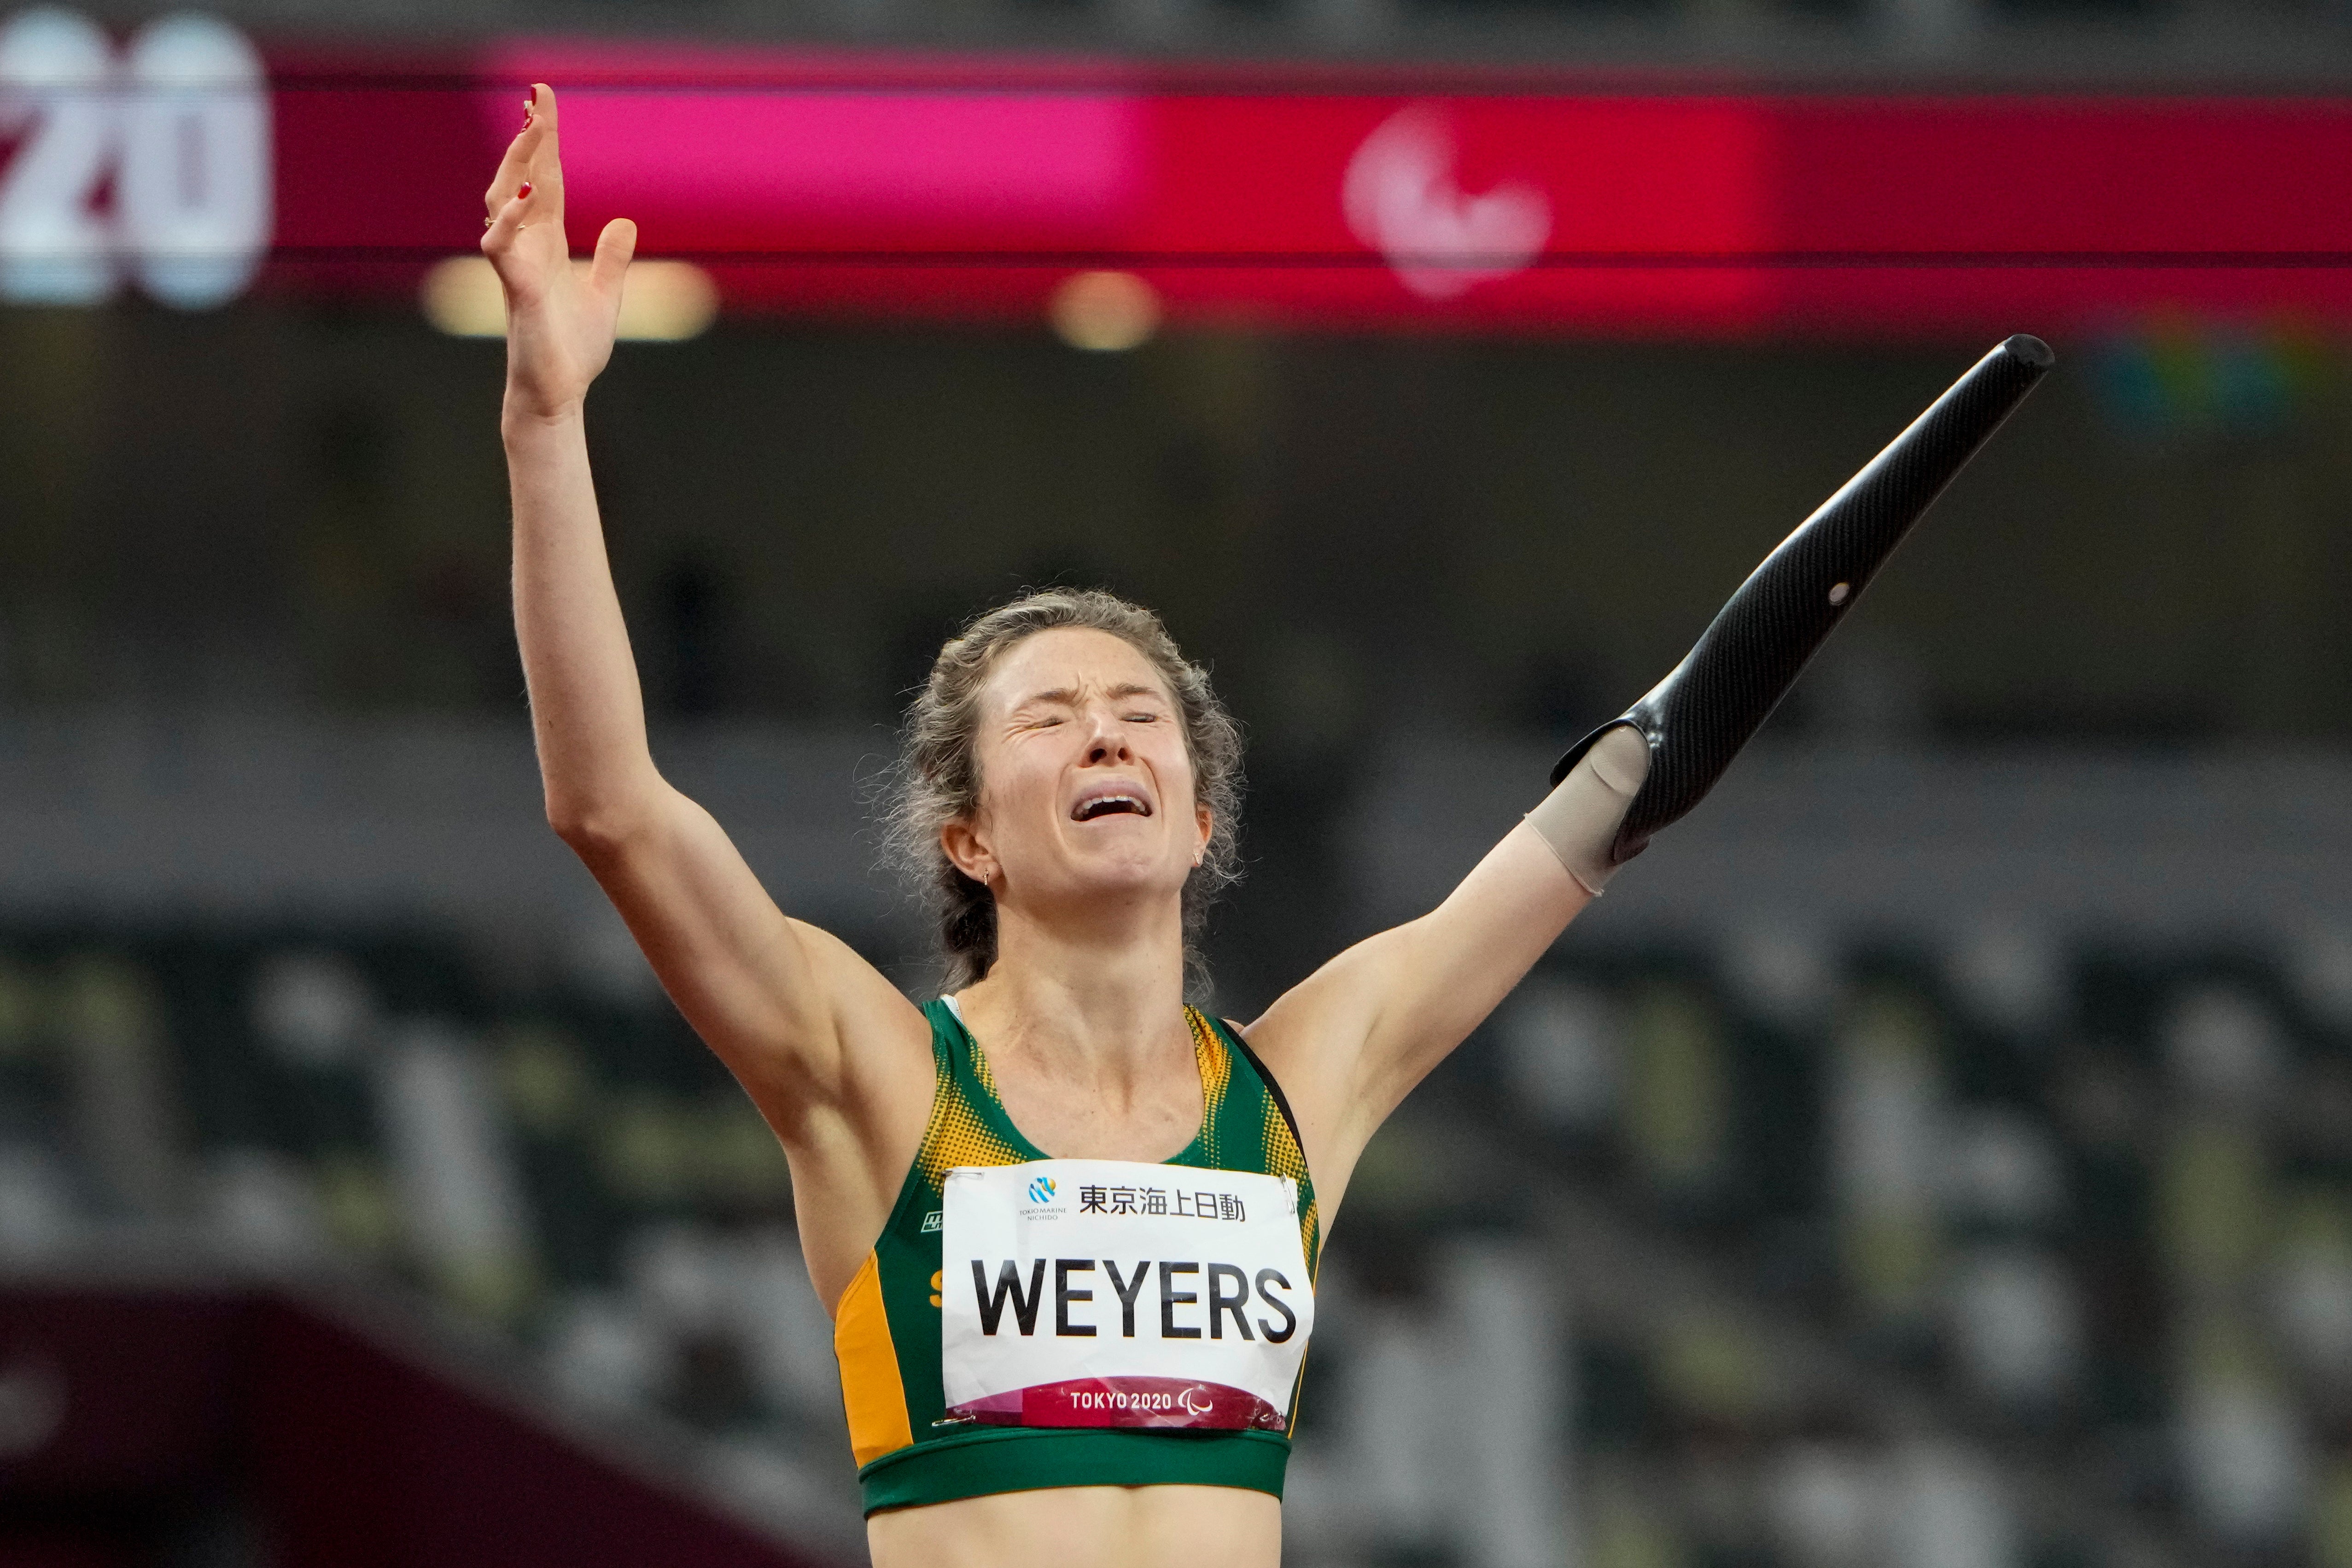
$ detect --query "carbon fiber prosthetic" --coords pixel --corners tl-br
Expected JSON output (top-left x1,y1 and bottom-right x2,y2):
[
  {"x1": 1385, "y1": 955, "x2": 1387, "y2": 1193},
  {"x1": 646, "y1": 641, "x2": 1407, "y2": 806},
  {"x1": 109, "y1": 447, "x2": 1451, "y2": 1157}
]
[{"x1": 1550, "y1": 333, "x2": 2054, "y2": 867}]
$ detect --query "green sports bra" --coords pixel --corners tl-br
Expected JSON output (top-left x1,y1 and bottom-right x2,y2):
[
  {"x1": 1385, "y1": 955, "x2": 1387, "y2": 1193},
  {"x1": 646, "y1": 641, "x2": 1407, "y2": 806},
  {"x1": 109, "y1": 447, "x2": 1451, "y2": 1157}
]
[{"x1": 832, "y1": 999, "x2": 1321, "y2": 1515}]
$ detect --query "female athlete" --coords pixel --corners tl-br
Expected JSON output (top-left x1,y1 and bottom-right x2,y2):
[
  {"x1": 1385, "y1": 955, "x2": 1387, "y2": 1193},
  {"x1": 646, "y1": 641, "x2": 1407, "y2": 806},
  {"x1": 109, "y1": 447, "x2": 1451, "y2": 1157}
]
[{"x1": 484, "y1": 79, "x2": 2042, "y2": 1568}]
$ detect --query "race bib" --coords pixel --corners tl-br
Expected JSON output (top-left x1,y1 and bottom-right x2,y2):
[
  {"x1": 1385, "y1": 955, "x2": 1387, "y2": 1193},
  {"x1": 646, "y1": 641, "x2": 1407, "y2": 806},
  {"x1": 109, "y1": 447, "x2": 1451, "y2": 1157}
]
[{"x1": 940, "y1": 1159, "x2": 1313, "y2": 1432}]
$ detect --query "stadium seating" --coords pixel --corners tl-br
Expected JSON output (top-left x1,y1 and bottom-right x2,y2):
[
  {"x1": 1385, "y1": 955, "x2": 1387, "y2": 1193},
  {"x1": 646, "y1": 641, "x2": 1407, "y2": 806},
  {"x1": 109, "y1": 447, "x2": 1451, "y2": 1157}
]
[{"x1": 3, "y1": 918, "x2": 2343, "y2": 1565}]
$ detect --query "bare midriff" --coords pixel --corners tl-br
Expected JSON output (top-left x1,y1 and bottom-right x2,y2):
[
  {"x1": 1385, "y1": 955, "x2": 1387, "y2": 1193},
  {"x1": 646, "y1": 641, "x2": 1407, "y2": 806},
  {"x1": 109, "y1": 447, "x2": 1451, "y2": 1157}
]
[{"x1": 867, "y1": 1484, "x2": 1281, "y2": 1568}]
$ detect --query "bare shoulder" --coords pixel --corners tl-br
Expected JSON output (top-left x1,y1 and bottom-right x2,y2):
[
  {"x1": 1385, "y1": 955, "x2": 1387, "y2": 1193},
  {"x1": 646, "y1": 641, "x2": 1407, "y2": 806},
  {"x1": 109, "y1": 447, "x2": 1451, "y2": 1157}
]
[
  {"x1": 757, "y1": 921, "x2": 939, "y2": 1306},
  {"x1": 775, "y1": 918, "x2": 936, "y2": 1111},
  {"x1": 1233, "y1": 929, "x2": 1409, "y2": 1211},
  {"x1": 700, "y1": 914, "x2": 932, "y2": 1192},
  {"x1": 1239, "y1": 925, "x2": 1403, "y2": 1087}
]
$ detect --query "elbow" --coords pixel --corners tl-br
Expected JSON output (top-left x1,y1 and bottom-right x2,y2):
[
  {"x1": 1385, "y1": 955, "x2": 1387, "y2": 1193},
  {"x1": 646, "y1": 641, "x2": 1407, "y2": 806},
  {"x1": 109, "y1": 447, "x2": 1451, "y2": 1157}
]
[
  {"x1": 543, "y1": 759, "x2": 670, "y2": 864},
  {"x1": 546, "y1": 792, "x2": 648, "y2": 863}
]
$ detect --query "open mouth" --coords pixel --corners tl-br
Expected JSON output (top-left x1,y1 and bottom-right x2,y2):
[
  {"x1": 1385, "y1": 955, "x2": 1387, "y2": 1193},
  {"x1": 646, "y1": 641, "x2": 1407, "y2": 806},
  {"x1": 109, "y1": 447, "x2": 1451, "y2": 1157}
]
[{"x1": 1073, "y1": 794, "x2": 1152, "y2": 822}]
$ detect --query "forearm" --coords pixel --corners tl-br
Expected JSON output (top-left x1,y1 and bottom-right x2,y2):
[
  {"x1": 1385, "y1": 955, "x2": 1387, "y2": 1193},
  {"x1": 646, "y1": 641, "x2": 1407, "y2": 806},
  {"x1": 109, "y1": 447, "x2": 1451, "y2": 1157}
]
[{"x1": 506, "y1": 400, "x2": 662, "y2": 834}]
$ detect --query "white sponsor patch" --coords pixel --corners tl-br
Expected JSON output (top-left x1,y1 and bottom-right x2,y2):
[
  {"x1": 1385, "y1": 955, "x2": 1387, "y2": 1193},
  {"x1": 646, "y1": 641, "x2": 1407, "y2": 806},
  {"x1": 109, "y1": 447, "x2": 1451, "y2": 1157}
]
[{"x1": 940, "y1": 1159, "x2": 1313, "y2": 1431}]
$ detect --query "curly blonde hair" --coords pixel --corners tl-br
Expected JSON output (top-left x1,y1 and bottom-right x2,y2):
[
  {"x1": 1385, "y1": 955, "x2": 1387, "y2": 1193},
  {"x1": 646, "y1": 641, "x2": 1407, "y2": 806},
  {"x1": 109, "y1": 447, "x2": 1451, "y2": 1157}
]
[{"x1": 879, "y1": 589, "x2": 1243, "y2": 994}]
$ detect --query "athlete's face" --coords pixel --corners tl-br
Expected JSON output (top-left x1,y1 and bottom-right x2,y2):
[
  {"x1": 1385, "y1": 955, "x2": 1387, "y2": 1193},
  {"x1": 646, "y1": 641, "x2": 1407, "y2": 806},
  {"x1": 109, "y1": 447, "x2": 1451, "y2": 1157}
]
[{"x1": 944, "y1": 628, "x2": 1212, "y2": 921}]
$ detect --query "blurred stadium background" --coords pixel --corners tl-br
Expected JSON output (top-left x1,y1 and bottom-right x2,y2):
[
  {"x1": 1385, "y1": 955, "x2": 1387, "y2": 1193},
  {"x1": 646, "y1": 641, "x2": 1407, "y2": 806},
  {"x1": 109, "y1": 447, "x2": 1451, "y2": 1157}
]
[{"x1": 7, "y1": 0, "x2": 2352, "y2": 1565}]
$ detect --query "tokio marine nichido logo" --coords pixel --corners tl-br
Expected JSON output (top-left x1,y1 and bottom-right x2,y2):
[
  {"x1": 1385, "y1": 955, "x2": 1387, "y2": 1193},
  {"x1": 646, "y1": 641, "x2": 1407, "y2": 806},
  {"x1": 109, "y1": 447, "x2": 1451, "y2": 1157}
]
[{"x1": 1027, "y1": 1175, "x2": 1057, "y2": 1205}]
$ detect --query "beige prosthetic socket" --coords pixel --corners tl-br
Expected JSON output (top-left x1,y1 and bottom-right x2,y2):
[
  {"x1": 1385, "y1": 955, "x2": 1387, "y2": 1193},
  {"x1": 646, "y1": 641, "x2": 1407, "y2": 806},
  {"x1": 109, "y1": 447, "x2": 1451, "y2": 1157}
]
[{"x1": 1525, "y1": 725, "x2": 1652, "y2": 897}]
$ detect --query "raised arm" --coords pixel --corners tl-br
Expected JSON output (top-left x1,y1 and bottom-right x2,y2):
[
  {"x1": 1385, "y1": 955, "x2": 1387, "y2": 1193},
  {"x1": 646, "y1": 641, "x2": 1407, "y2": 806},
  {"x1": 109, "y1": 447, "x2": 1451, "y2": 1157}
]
[
  {"x1": 1249, "y1": 336, "x2": 2055, "y2": 1214},
  {"x1": 485, "y1": 87, "x2": 929, "y2": 1300}
]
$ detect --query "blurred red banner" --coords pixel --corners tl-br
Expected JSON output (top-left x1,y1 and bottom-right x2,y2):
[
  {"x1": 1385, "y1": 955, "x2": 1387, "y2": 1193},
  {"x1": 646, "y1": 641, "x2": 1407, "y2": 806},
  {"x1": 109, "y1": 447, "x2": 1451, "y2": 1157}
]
[{"x1": 261, "y1": 40, "x2": 2352, "y2": 337}]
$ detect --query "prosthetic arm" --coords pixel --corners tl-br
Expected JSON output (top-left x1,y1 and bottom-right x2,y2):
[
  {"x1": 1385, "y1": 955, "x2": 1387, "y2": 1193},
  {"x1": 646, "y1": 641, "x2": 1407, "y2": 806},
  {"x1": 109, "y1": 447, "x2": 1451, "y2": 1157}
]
[{"x1": 1529, "y1": 334, "x2": 2054, "y2": 894}]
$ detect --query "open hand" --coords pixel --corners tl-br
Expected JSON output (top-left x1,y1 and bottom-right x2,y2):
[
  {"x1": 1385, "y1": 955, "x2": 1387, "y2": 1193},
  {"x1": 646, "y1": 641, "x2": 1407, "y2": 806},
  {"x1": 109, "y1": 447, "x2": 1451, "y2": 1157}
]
[{"x1": 482, "y1": 83, "x2": 638, "y2": 421}]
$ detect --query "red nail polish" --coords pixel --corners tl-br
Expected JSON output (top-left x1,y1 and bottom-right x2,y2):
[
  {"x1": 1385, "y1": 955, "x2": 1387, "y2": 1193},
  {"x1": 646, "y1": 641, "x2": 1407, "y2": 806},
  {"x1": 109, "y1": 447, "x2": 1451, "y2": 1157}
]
[{"x1": 517, "y1": 181, "x2": 532, "y2": 199}]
